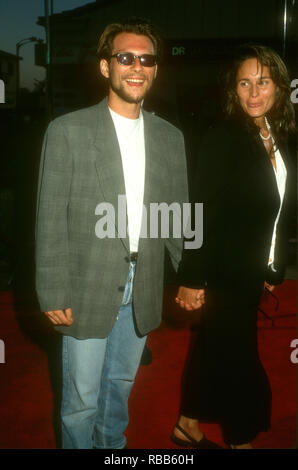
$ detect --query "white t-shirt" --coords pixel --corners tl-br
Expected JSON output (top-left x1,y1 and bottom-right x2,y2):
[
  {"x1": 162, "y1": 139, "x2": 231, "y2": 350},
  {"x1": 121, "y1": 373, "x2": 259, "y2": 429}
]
[
  {"x1": 268, "y1": 147, "x2": 287, "y2": 266},
  {"x1": 109, "y1": 107, "x2": 145, "y2": 253},
  {"x1": 266, "y1": 119, "x2": 287, "y2": 267}
]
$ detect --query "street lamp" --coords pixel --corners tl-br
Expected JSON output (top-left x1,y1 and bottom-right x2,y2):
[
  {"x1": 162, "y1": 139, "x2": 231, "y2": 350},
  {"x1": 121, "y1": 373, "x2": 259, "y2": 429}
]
[
  {"x1": 16, "y1": 36, "x2": 41, "y2": 108},
  {"x1": 44, "y1": 0, "x2": 53, "y2": 118}
]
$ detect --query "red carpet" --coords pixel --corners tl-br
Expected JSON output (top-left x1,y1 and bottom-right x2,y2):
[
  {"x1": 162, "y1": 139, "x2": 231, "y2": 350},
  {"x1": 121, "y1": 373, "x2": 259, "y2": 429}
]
[{"x1": 0, "y1": 281, "x2": 296, "y2": 449}]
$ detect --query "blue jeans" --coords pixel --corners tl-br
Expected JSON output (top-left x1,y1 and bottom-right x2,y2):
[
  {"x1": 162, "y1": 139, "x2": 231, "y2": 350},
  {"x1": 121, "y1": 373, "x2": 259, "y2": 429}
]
[{"x1": 61, "y1": 262, "x2": 147, "y2": 449}]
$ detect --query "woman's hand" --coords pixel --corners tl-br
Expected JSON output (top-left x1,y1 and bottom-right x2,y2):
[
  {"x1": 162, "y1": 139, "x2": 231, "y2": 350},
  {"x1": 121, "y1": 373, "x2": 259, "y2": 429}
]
[
  {"x1": 264, "y1": 281, "x2": 275, "y2": 292},
  {"x1": 175, "y1": 286, "x2": 205, "y2": 311}
]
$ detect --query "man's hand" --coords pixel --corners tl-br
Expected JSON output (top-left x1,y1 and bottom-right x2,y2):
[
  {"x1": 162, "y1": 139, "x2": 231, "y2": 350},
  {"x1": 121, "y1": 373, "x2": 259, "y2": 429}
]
[
  {"x1": 45, "y1": 308, "x2": 74, "y2": 326},
  {"x1": 175, "y1": 286, "x2": 205, "y2": 311},
  {"x1": 264, "y1": 282, "x2": 275, "y2": 292}
]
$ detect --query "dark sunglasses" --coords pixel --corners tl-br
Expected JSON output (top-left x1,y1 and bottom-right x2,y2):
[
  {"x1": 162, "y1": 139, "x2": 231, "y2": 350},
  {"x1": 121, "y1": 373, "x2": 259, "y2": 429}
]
[{"x1": 110, "y1": 52, "x2": 157, "y2": 67}]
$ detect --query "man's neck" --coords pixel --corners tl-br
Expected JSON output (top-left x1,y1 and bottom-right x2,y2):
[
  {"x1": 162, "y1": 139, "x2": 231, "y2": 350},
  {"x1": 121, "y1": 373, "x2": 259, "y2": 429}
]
[{"x1": 107, "y1": 94, "x2": 141, "y2": 120}]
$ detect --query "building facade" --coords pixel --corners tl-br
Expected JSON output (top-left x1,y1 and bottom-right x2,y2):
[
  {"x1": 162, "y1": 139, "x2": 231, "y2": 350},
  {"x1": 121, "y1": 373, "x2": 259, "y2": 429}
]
[
  {"x1": 37, "y1": 0, "x2": 296, "y2": 119},
  {"x1": 0, "y1": 50, "x2": 20, "y2": 109}
]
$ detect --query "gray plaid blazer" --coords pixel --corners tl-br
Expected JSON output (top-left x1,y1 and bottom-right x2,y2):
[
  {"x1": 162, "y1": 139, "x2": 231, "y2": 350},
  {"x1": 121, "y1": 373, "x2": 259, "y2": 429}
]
[{"x1": 35, "y1": 98, "x2": 188, "y2": 339}]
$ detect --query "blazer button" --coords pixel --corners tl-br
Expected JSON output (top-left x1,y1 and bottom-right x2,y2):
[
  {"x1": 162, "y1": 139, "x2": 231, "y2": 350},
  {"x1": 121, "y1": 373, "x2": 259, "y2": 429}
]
[{"x1": 118, "y1": 286, "x2": 125, "y2": 292}]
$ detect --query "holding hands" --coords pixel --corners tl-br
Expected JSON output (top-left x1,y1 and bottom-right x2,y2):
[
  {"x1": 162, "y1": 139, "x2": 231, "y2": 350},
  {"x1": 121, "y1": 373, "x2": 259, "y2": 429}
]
[
  {"x1": 264, "y1": 282, "x2": 275, "y2": 292},
  {"x1": 175, "y1": 286, "x2": 205, "y2": 311}
]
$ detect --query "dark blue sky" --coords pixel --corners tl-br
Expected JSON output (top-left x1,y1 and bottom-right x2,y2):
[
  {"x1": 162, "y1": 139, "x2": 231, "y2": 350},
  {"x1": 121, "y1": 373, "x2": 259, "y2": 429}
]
[{"x1": 0, "y1": 0, "x2": 93, "y2": 90}]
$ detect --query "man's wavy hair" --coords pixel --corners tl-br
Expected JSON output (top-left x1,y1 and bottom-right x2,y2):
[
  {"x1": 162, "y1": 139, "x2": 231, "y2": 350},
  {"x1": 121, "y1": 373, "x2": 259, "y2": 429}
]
[
  {"x1": 224, "y1": 44, "x2": 296, "y2": 141},
  {"x1": 96, "y1": 17, "x2": 163, "y2": 64}
]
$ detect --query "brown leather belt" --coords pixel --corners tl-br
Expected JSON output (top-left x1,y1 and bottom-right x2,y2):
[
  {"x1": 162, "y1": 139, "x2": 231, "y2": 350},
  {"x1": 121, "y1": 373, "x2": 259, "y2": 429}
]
[{"x1": 130, "y1": 252, "x2": 138, "y2": 262}]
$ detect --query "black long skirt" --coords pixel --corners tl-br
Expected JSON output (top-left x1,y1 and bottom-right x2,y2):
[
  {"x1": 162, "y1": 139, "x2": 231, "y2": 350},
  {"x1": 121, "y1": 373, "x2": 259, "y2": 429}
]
[{"x1": 179, "y1": 282, "x2": 272, "y2": 445}]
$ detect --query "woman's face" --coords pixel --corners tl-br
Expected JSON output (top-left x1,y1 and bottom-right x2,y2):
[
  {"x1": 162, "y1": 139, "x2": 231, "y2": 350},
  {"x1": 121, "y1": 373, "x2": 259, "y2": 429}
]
[{"x1": 236, "y1": 58, "x2": 278, "y2": 123}]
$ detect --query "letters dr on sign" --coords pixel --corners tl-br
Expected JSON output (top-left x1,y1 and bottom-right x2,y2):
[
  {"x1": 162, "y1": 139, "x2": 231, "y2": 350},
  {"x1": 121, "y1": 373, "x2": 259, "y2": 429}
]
[{"x1": 172, "y1": 46, "x2": 185, "y2": 56}]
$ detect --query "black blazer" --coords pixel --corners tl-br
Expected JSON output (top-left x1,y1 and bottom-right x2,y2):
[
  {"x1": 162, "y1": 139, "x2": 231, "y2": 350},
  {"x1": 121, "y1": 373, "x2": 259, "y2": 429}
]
[{"x1": 178, "y1": 119, "x2": 294, "y2": 290}]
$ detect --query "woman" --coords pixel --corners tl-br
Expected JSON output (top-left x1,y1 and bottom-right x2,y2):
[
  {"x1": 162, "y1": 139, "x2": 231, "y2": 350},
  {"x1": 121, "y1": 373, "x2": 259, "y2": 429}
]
[{"x1": 172, "y1": 45, "x2": 296, "y2": 449}]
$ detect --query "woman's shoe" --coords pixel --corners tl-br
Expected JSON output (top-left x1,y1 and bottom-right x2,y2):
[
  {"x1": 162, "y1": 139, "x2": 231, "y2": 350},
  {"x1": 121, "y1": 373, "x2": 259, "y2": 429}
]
[
  {"x1": 229, "y1": 443, "x2": 253, "y2": 449},
  {"x1": 171, "y1": 423, "x2": 223, "y2": 449}
]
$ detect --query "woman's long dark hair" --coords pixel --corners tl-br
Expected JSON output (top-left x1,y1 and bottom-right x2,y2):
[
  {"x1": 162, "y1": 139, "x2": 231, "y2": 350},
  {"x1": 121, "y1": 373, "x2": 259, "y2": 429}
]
[{"x1": 224, "y1": 44, "x2": 296, "y2": 142}]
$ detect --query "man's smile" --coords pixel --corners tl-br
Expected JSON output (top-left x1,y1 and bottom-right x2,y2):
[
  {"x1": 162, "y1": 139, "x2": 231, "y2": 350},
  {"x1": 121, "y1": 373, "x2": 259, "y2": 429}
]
[{"x1": 124, "y1": 76, "x2": 146, "y2": 87}]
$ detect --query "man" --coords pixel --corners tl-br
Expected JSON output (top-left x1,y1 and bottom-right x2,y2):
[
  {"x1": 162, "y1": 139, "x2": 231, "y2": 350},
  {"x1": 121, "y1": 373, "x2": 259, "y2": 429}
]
[{"x1": 36, "y1": 18, "x2": 188, "y2": 449}]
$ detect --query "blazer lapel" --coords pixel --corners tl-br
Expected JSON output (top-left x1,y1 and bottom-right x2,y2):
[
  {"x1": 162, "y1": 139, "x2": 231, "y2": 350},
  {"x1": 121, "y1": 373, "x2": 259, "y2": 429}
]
[
  {"x1": 252, "y1": 133, "x2": 279, "y2": 180},
  {"x1": 137, "y1": 110, "x2": 168, "y2": 251},
  {"x1": 91, "y1": 104, "x2": 167, "y2": 255},
  {"x1": 93, "y1": 99, "x2": 129, "y2": 253},
  {"x1": 142, "y1": 110, "x2": 165, "y2": 208}
]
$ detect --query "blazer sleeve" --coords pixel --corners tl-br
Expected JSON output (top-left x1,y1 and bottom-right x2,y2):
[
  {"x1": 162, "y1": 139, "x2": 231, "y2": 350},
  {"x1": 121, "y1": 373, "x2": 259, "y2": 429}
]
[
  {"x1": 35, "y1": 118, "x2": 73, "y2": 312},
  {"x1": 164, "y1": 129, "x2": 189, "y2": 272}
]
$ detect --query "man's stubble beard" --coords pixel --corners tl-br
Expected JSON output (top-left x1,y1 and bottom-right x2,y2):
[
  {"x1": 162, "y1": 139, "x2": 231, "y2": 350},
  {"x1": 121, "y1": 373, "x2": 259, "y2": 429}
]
[{"x1": 110, "y1": 78, "x2": 151, "y2": 105}]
